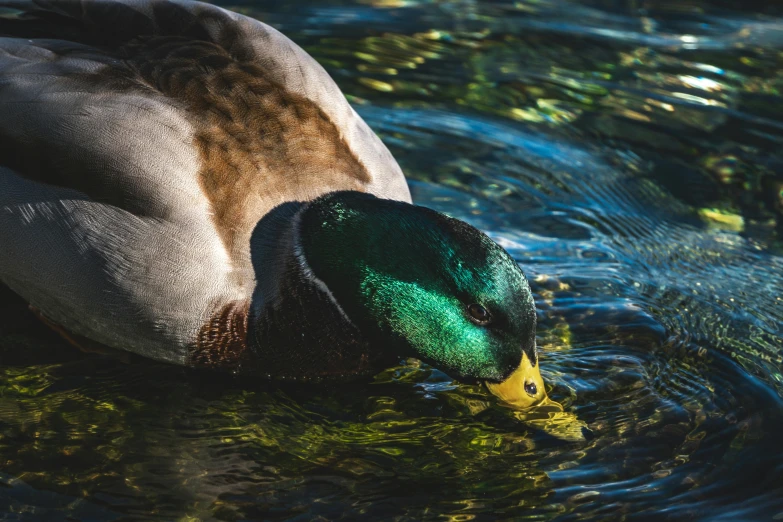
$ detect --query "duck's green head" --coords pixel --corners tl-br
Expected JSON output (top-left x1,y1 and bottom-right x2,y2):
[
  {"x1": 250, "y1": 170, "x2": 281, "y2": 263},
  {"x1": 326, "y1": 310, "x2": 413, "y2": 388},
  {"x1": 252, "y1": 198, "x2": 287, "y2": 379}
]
[{"x1": 299, "y1": 191, "x2": 549, "y2": 409}]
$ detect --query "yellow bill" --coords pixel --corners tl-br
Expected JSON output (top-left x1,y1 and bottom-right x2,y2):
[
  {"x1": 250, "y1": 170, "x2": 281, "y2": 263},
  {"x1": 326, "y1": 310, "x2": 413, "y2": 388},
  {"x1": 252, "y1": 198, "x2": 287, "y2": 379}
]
[
  {"x1": 485, "y1": 352, "x2": 589, "y2": 442},
  {"x1": 485, "y1": 351, "x2": 548, "y2": 409}
]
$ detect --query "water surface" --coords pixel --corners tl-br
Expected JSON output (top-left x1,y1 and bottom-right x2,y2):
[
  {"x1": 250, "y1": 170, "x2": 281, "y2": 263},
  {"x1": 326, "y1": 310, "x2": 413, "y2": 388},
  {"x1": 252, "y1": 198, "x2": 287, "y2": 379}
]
[{"x1": 1, "y1": 0, "x2": 783, "y2": 520}]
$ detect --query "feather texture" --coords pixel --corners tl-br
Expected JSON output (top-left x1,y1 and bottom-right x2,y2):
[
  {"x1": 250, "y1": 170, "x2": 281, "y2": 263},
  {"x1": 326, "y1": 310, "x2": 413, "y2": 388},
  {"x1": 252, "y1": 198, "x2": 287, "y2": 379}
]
[{"x1": 0, "y1": 0, "x2": 410, "y2": 364}]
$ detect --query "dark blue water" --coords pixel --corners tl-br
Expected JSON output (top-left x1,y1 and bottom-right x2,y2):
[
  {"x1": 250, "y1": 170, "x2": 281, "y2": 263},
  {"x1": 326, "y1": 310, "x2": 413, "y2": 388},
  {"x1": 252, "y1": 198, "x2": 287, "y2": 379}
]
[{"x1": 1, "y1": 1, "x2": 782, "y2": 520}]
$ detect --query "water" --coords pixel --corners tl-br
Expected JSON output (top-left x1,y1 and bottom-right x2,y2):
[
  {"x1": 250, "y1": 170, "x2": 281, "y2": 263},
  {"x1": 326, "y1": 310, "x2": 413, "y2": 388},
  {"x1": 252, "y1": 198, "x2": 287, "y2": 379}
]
[{"x1": 1, "y1": 0, "x2": 782, "y2": 520}]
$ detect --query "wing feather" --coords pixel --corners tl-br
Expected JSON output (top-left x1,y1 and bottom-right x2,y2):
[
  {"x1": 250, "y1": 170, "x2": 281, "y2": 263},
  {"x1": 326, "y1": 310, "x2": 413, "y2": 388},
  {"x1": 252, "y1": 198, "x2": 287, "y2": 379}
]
[{"x1": 0, "y1": 0, "x2": 410, "y2": 206}]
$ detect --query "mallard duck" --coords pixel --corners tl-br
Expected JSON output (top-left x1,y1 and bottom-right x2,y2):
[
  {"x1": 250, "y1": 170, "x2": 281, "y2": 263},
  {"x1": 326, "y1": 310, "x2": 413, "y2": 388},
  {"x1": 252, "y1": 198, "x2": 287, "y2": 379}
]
[{"x1": 0, "y1": 0, "x2": 551, "y2": 409}]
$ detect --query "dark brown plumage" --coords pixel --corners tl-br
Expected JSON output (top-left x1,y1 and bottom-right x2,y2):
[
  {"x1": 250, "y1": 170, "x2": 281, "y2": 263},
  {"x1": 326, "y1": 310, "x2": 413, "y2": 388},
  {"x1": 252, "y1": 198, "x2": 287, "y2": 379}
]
[{"x1": 191, "y1": 300, "x2": 251, "y2": 370}]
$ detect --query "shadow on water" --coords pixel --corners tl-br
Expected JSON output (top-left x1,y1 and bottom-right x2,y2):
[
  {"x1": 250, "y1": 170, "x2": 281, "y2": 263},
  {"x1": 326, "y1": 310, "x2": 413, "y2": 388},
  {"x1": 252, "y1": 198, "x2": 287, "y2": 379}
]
[{"x1": 1, "y1": 0, "x2": 783, "y2": 520}]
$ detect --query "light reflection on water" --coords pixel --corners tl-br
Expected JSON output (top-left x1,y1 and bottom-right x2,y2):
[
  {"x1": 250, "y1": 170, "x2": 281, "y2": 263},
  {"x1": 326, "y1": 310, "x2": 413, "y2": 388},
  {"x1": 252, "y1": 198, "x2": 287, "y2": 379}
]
[{"x1": 1, "y1": 0, "x2": 783, "y2": 520}]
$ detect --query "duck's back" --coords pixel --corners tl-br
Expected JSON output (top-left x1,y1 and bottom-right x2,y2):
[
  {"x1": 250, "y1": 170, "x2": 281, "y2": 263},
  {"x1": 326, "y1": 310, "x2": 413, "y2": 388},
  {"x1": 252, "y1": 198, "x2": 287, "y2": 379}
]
[{"x1": 0, "y1": 0, "x2": 411, "y2": 363}]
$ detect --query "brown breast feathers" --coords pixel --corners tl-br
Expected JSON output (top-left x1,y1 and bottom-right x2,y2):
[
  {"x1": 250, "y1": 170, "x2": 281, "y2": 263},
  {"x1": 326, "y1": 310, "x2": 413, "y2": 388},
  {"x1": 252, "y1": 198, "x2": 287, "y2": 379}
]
[{"x1": 191, "y1": 300, "x2": 251, "y2": 370}]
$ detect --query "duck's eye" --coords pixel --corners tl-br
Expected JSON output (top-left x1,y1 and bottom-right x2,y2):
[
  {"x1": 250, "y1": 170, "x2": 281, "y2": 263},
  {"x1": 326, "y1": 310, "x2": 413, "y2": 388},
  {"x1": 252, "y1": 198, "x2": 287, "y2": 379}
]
[
  {"x1": 467, "y1": 303, "x2": 492, "y2": 325},
  {"x1": 524, "y1": 381, "x2": 538, "y2": 396}
]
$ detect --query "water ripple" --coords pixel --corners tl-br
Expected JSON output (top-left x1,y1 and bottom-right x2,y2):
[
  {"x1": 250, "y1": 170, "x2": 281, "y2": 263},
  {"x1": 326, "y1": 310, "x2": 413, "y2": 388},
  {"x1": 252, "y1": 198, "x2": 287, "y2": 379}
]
[{"x1": 0, "y1": 0, "x2": 781, "y2": 520}]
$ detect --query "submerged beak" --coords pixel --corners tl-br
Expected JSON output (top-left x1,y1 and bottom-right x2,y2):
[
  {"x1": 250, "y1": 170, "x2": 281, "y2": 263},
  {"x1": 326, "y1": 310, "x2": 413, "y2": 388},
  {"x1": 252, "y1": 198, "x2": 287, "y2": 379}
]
[
  {"x1": 485, "y1": 351, "x2": 550, "y2": 410},
  {"x1": 485, "y1": 352, "x2": 589, "y2": 442}
]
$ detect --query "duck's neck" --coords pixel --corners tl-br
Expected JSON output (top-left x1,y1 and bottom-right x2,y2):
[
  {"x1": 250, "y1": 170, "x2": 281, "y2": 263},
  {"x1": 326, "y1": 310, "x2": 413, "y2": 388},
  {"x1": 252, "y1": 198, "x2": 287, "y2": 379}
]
[{"x1": 237, "y1": 200, "x2": 395, "y2": 380}]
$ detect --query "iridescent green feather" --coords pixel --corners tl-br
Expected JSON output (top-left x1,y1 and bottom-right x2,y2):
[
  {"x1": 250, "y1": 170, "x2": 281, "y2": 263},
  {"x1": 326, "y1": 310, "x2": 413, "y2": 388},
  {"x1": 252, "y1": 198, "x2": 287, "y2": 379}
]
[{"x1": 299, "y1": 191, "x2": 536, "y2": 381}]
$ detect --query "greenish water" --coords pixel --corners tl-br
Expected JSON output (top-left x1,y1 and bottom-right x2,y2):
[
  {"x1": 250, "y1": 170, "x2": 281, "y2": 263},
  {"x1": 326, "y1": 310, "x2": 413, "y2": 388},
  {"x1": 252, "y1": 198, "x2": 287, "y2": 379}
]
[{"x1": 2, "y1": 0, "x2": 783, "y2": 519}]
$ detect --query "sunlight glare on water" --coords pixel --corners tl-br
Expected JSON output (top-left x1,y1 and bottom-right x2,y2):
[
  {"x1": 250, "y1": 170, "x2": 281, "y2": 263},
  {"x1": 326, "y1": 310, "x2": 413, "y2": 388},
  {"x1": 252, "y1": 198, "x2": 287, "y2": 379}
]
[{"x1": 1, "y1": 0, "x2": 782, "y2": 520}]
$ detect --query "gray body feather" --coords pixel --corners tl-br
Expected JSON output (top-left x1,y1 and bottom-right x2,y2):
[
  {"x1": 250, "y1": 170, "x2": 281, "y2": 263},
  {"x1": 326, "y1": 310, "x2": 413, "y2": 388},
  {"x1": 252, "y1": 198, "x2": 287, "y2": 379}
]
[{"x1": 0, "y1": 0, "x2": 411, "y2": 363}]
